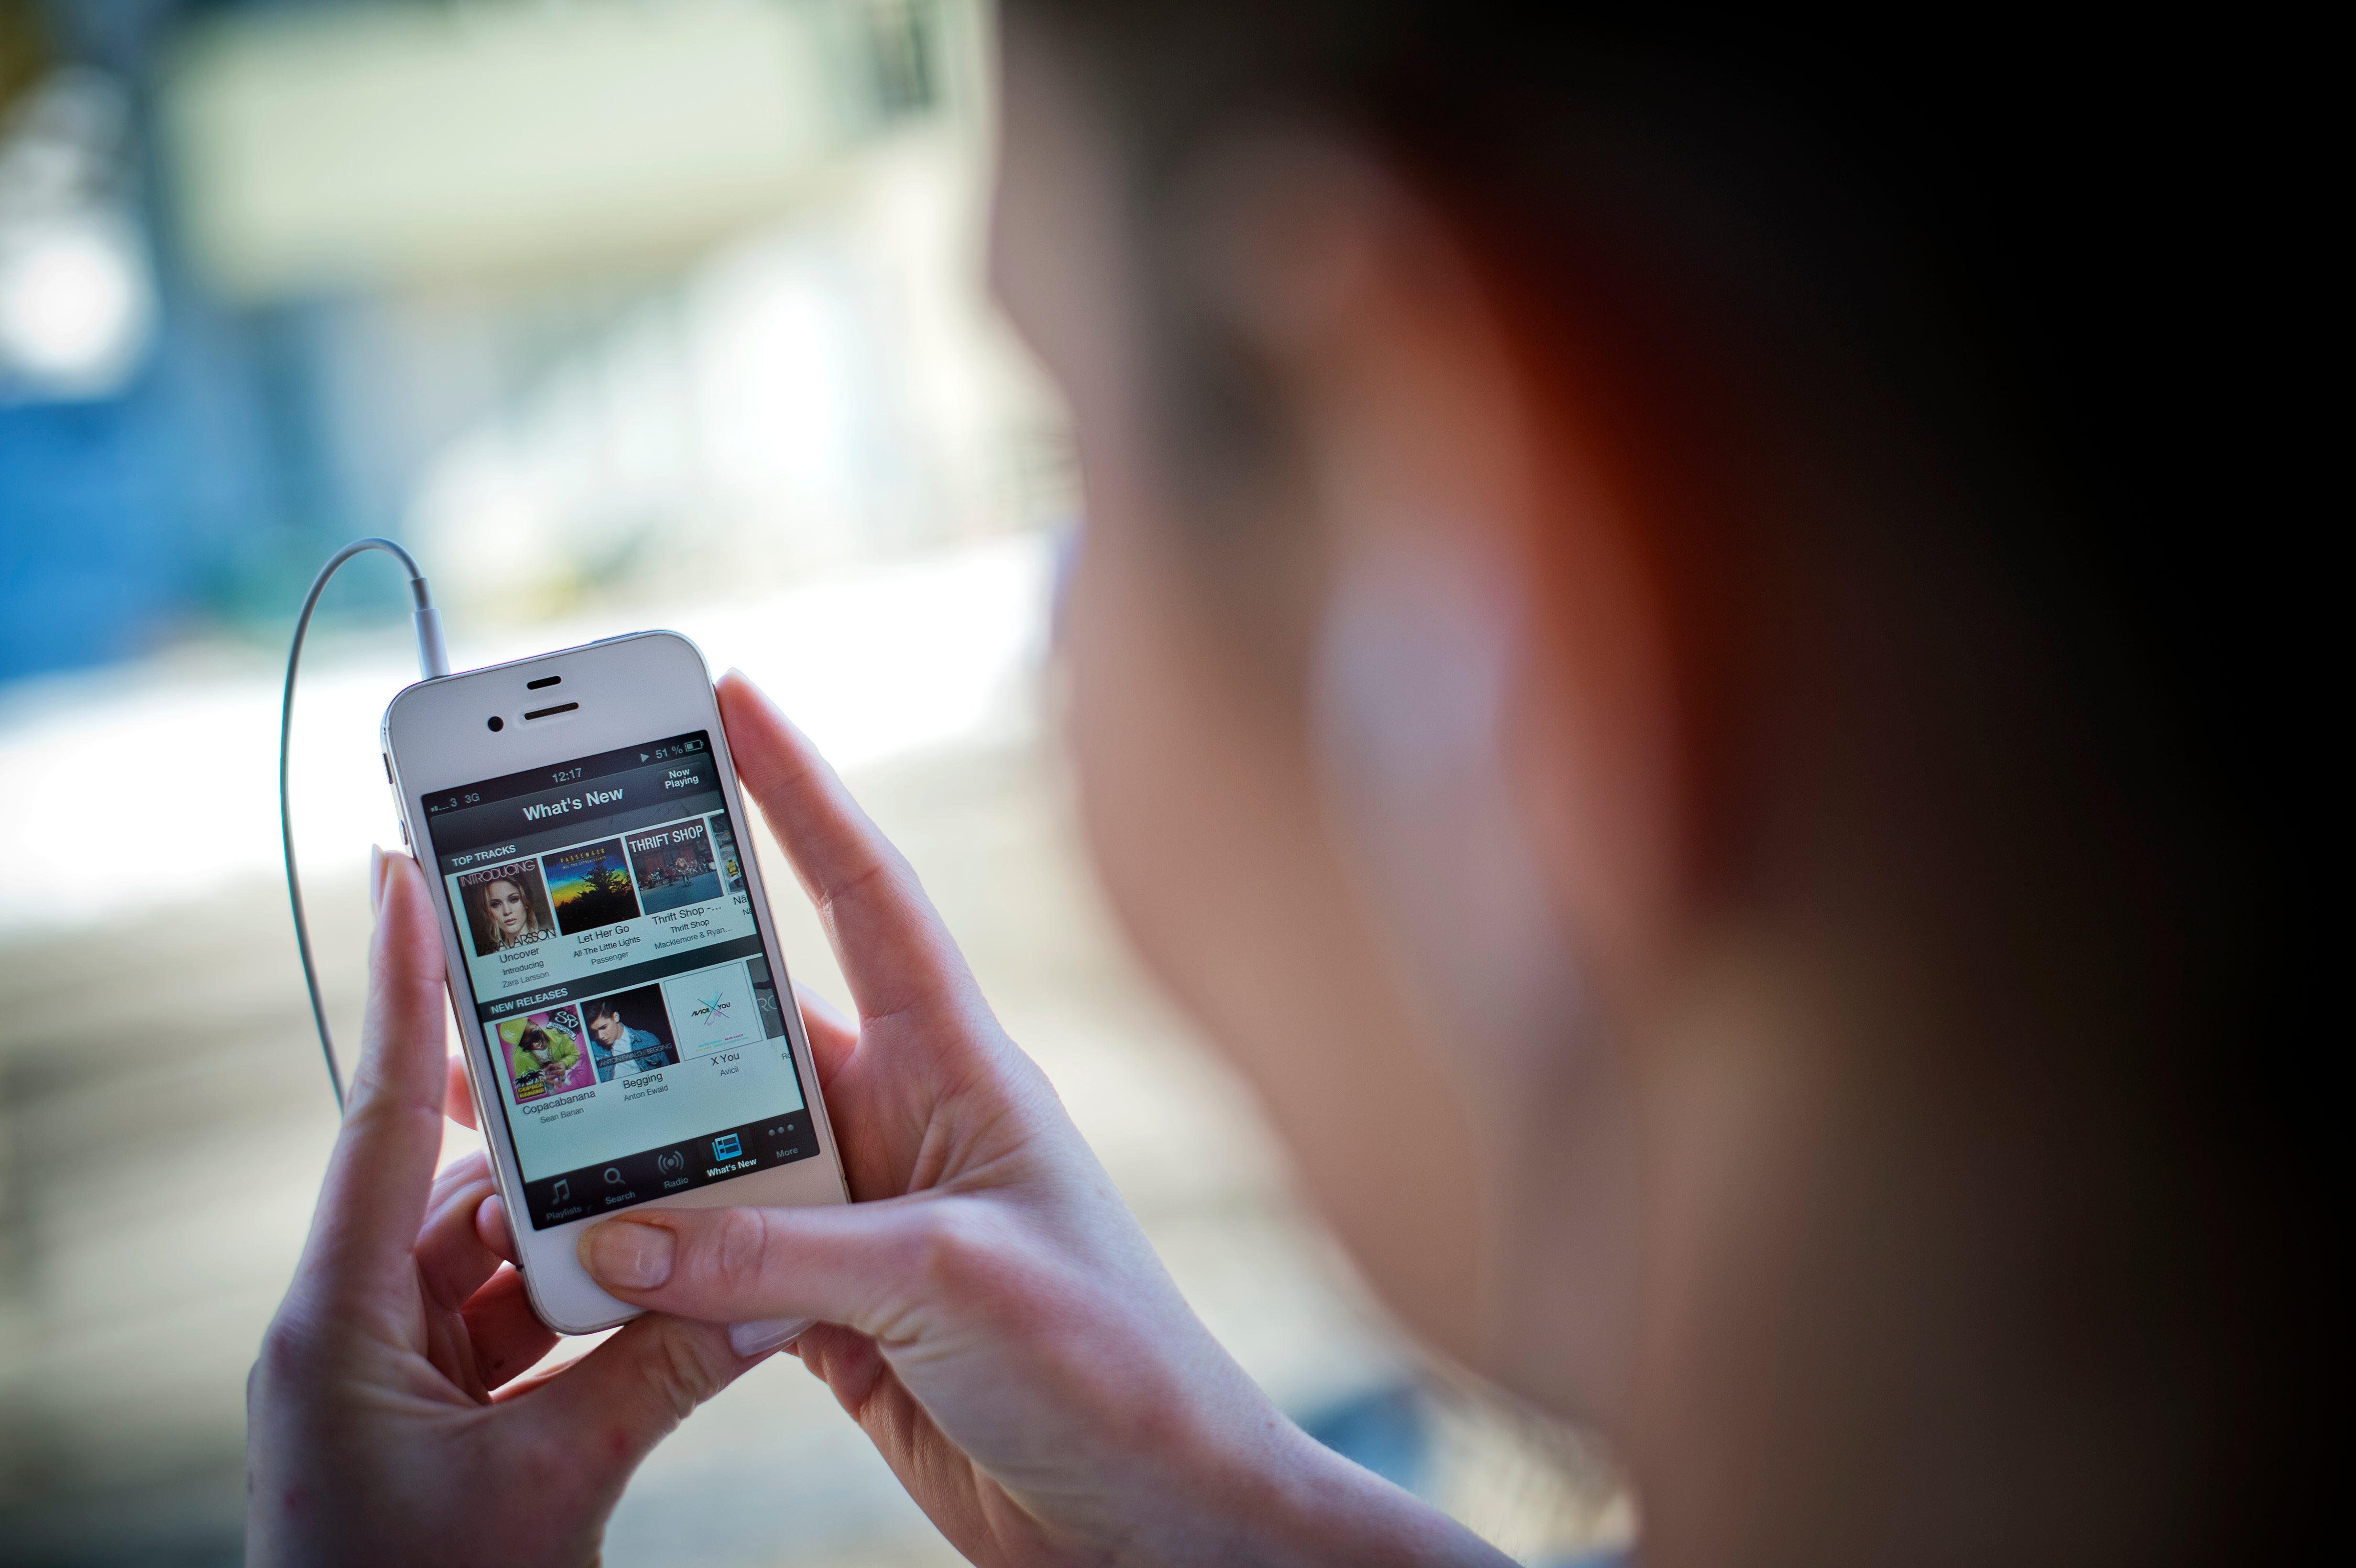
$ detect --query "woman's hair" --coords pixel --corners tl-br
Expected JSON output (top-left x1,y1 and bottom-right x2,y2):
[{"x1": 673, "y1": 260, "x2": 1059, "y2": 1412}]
[
  {"x1": 514, "y1": 1024, "x2": 551, "y2": 1057},
  {"x1": 999, "y1": 0, "x2": 2323, "y2": 1150},
  {"x1": 1004, "y1": 1, "x2": 2333, "y2": 1549}
]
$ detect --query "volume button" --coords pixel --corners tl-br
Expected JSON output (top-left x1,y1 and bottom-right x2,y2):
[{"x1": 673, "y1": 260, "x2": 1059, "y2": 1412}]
[{"x1": 387, "y1": 760, "x2": 412, "y2": 847}]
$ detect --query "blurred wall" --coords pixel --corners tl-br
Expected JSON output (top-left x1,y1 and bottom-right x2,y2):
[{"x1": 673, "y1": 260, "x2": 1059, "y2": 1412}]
[{"x1": 0, "y1": 0, "x2": 1062, "y2": 686}]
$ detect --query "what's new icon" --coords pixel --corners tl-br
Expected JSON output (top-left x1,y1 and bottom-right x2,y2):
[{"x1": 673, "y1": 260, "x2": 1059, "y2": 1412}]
[{"x1": 711, "y1": 1133, "x2": 742, "y2": 1160}]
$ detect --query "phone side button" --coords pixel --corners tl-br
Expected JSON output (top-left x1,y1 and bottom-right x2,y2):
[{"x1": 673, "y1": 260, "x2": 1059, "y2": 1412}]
[{"x1": 386, "y1": 772, "x2": 413, "y2": 847}]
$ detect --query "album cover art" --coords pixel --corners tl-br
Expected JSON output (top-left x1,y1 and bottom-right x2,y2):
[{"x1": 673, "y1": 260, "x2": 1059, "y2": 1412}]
[
  {"x1": 625, "y1": 818, "x2": 721, "y2": 915},
  {"x1": 581, "y1": 984, "x2": 678, "y2": 1081},
  {"x1": 454, "y1": 859, "x2": 556, "y2": 958},
  {"x1": 497, "y1": 1006, "x2": 594, "y2": 1102},
  {"x1": 708, "y1": 812, "x2": 747, "y2": 894},
  {"x1": 542, "y1": 838, "x2": 641, "y2": 936},
  {"x1": 660, "y1": 961, "x2": 762, "y2": 1056}
]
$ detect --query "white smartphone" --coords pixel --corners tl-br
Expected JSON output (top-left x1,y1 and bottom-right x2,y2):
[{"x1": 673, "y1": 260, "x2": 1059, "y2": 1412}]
[{"x1": 382, "y1": 630, "x2": 849, "y2": 1334}]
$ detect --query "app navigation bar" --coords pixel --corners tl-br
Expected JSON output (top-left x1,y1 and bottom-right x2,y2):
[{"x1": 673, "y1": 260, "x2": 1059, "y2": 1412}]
[{"x1": 522, "y1": 1111, "x2": 818, "y2": 1230}]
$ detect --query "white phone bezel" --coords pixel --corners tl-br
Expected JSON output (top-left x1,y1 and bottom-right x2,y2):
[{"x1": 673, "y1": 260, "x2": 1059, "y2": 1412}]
[{"x1": 382, "y1": 629, "x2": 849, "y2": 1334}]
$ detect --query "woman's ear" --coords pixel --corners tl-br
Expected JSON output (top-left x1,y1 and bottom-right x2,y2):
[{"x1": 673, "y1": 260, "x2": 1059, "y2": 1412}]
[{"x1": 1177, "y1": 133, "x2": 1689, "y2": 1006}]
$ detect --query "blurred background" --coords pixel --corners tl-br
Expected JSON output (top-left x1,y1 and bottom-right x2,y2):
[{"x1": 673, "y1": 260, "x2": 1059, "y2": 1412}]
[{"x1": 0, "y1": 2, "x2": 1630, "y2": 1562}]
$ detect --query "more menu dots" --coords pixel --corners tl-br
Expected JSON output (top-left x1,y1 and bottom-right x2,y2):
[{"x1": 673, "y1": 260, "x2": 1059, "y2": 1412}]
[{"x1": 521, "y1": 1111, "x2": 817, "y2": 1230}]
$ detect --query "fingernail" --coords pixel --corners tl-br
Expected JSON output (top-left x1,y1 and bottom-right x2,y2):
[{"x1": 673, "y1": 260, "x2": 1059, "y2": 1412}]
[
  {"x1": 730, "y1": 1318, "x2": 811, "y2": 1358},
  {"x1": 369, "y1": 844, "x2": 386, "y2": 915},
  {"x1": 582, "y1": 1220, "x2": 675, "y2": 1289}
]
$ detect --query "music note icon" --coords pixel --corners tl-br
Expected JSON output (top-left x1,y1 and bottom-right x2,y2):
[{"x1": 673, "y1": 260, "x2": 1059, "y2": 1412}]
[{"x1": 552, "y1": 1178, "x2": 570, "y2": 1203}]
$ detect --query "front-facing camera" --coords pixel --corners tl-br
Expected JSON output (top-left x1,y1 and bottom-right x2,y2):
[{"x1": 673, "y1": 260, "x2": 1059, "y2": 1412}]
[{"x1": 487, "y1": 716, "x2": 505, "y2": 732}]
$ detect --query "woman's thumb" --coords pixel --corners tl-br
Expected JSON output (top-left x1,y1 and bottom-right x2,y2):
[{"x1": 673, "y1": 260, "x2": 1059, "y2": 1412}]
[
  {"x1": 296, "y1": 850, "x2": 453, "y2": 1316},
  {"x1": 578, "y1": 1195, "x2": 982, "y2": 1339}
]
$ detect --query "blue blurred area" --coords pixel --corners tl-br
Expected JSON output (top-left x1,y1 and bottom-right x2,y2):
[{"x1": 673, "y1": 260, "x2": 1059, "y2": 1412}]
[
  {"x1": 3, "y1": 0, "x2": 1048, "y2": 689},
  {"x1": 0, "y1": 0, "x2": 415, "y2": 686},
  {"x1": 1303, "y1": 1382, "x2": 1431, "y2": 1497},
  {"x1": 0, "y1": 282, "x2": 349, "y2": 681},
  {"x1": 0, "y1": 363, "x2": 194, "y2": 677}
]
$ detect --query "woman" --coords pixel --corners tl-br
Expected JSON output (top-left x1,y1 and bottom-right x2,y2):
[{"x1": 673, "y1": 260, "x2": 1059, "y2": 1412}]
[
  {"x1": 244, "y1": 8, "x2": 2330, "y2": 1567},
  {"x1": 475, "y1": 873, "x2": 548, "y2": 951}
]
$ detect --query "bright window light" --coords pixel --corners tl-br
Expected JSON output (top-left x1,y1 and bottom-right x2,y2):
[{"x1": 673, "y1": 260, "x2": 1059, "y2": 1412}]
[{"x1": 0, "y1": 215, "x2": 152, "y2": 391}]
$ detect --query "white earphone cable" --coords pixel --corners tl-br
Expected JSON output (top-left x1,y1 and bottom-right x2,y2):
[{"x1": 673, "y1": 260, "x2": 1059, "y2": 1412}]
[{"x1": 280, "y1": 538, "x2": 450, "y2": 1112}]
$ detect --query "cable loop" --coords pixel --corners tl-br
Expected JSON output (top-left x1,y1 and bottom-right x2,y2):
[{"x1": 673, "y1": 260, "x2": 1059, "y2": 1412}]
[{"x1": 280, "y1": 537, "x2": 443, "y2": 1112}]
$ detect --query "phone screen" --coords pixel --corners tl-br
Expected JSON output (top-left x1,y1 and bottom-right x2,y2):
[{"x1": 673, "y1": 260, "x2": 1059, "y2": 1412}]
[{"x1": 418, "y1": 730, "x2": 817, "y2": 1230}]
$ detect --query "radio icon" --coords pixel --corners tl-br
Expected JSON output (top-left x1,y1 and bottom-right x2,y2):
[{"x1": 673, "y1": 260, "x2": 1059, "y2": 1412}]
[{"x1": 656, "y1": 1149, "x2": 687, "y2": 1178}]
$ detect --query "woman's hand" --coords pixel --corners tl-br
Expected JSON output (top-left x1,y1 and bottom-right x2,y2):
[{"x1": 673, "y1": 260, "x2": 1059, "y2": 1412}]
[
  {"x1": 576, "y1": 672, "x2": 1507, "y2": 1568},
  {"x1": 246, "y1": 848, "x2": 767, "y2": 1568}
]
